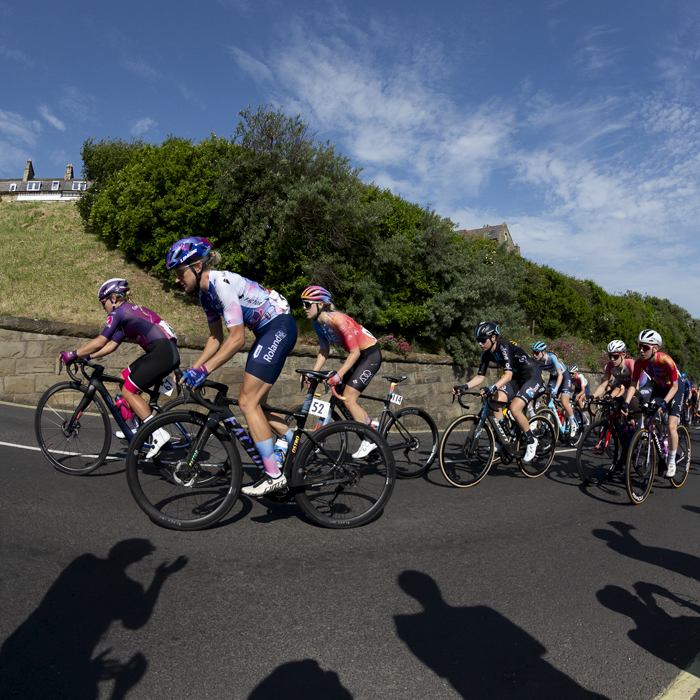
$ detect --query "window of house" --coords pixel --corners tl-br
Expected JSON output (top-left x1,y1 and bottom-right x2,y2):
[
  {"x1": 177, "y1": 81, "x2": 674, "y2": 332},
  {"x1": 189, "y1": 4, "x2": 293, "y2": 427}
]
[
  {"x1": 52, "y1": 181, "x2": 60, "y2": 190},
  {"x1": 27, "y1": 182, "x2": 41, "y2": 190},
  {"x1": 10, "y1": 183, "x2": 17, "y2": 192},
  {"x1": 71, "y1": 181, "x2": 86, "y2": 191}
]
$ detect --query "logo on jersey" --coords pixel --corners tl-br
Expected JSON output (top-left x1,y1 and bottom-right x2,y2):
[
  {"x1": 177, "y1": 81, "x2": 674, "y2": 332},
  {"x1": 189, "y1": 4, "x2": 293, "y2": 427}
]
[
  {"x1": 106, "y1": 315, "x2": 114, "y2": 327},
  {"x1": 263, "y1": 331, "x2": 288, "y2": 362},
  {"x1": 253, "y1": 345, "x2": 262, "y2": 359},
  {"x1": 359, "y1": 370, "x2": 373, "y2": 385}
]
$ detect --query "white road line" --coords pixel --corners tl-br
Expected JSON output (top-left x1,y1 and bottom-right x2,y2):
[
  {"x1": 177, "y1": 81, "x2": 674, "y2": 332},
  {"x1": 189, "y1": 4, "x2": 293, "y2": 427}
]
[
  {"x1": 652, "y1": 653, "x2": 700, "y2": 699},
  {"x1": 0, "y1": 441, "x2": 122, "y2": 462}
]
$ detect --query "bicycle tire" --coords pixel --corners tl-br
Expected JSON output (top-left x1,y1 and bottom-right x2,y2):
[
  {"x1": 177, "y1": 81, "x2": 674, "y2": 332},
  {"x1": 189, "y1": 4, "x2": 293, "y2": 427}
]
[
  {"x1": 626, "y1": 428, "x2": 656, "y2": 504},
  {"x1": 291, "y1": 421, "x2": 395, "y2": 528},
  {"x1": 125, "y1": 410, "x2": 242, "y2": 530},
  {"x1": 439, "y1": 415, "x2": 495, "y2": 488},
  {"x1": 34, "y1": 382, "x2": 111, "y2": 475},
  {"x1": 383, "y1": 407, "x2": 438, "y2": 479},
  {"x1": 536, "y1": 407, "x2": 561, "y2": 442},
  {"x1": 670, "y1": 425, "x2": 691, "y2": 488},
  {"x1": 576, "y1": 421, "x2": 619, "y2": 485},
  {"x1": 517, "y1": 414, "x2": 556, "y2": 477}
]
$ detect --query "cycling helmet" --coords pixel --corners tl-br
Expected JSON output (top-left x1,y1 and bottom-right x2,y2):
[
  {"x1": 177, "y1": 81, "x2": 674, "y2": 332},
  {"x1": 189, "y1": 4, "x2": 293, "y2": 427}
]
[
  {"x1": 166, "y1": 237, "x2": 212, "y2": 270},
  {"x1": 301, "y1": 286, "x2": 332, "y2": 304},
  {"x1": 531, "y1": 341, "x2": 547, "y2": 352},
  {"x1": 638, "y1": 329, "x2": 662, "y2": 346},
  {"x1": 681, "y1": 372, "x2": 687, "y2": 379},
  {"x1": 607, "y1": 340, "x2": 626, "y2": 353},
  {"x1": 474, "y1": 322, "x2": 500, "y2": 338},
  {"x1": 98, "y1": 278, "x2": 129, "y2": 302},
  {"x1": 568, "y1": 365, "x2": 578, "y2": 373}
]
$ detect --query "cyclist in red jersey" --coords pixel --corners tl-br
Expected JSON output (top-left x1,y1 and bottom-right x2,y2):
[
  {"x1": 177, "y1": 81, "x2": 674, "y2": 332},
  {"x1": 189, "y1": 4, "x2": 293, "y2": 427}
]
[
  {"x1": 622, "y1": 329, "x2": 682, "y2": 477},
  {"x1": 302, "y1": 286, "x2": 382, "y2": 458}
]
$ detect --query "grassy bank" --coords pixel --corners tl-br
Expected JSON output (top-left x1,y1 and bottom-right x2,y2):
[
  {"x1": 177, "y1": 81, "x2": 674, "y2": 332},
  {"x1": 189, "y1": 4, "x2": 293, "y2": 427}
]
[{"x1": 0, "y1": 201, "x2": 215, "y2": 336}]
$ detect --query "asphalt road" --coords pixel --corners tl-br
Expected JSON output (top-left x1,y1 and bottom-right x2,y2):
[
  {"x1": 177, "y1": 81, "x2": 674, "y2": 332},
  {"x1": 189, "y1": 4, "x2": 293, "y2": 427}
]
[{"x1": 1, "y1": 399, "x2": 699, "y2": 700}]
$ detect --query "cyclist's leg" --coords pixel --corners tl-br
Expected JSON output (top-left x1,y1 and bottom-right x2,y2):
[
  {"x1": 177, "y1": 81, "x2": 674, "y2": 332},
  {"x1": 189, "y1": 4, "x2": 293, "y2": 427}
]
[{"x1": 340, "y1": 345, "x2": 383, "y2": 424}]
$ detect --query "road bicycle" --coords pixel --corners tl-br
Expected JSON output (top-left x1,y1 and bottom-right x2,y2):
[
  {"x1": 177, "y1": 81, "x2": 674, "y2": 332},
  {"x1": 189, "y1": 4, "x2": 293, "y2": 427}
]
[
  {"x1": 124, "y1": 370, "x2": 396, "y2": 531},
  {"x1": 534, "y1": 391, "x2": 588, "y2": 446},
  {"x1": 438, "y1": 389, "x2": 557, "y2": 487},
  {"x1": 575, "y1": 397, "x2": 633, "y2": 486},
  {"x1": 625, "y1": 402, "x2": 691, "y2": 504},
  {"x1": 34, "y1": 359, "x2": 183, "y2": 475},
  {"x1": 297, "y1": 374, "x2": 439, "y2": 479}
]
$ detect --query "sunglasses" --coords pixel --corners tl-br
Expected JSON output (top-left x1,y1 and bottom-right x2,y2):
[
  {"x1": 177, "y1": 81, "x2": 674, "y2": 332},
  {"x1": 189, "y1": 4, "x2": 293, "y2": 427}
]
[
  {"x1": 638, "y1": 343, "x2": 654, "y2": 352},
  {"x1": 476, "y1": 337, "x2": 489, "y2": 344},
  {"x1": 608, "y1": 353, "x2": 622, "y2": 360},
  {"x1": 302, "y1": 301, "x2": 316, "y2": 309}
]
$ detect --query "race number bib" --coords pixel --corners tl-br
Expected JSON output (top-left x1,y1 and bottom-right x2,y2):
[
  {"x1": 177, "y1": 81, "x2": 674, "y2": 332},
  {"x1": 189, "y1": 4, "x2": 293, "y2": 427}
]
[
  {"x1": 309, "y1": 398, "x2": 331, "y2": 418},
  {"x1": 390, "y1": 393, "x2": 403, "y2": 405},
  {"x1": 159, "y1": 376, "x2": 176, "y2": 396},
  {"x1": 158, "y1": 320, "x2": 177, "y2": 340}
]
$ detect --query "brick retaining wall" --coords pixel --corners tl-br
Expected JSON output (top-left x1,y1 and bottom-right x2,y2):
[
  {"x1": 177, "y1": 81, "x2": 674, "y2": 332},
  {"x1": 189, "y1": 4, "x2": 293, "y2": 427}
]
[{"x1": 0, "y1": 316, "x2": 603, "y2": 429}]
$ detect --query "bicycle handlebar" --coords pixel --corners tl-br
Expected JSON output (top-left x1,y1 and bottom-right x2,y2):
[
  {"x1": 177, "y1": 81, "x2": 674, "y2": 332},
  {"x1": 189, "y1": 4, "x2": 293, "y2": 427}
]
[{"x1": 181, "y1": 379, "x2": 232, "y2": 413}]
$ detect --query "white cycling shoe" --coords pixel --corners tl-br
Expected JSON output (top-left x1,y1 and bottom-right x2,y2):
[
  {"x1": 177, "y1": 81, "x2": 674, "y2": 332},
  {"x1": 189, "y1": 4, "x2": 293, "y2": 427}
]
[
  {"x1": 145, "y1": 428, "x2": 171, "y2": 459},
  {"x1": 523, "y1": 437, "x2": 539, "y2": 463},
  {"x1": 352, "y1": 439, "x2": 378, "y2": 459},
  {"x1": 242, "y1": 473, "x2": 288, "y2": 498},
  {"x1": 664, "y1": 462, "x2": 676, "y2": 478}
]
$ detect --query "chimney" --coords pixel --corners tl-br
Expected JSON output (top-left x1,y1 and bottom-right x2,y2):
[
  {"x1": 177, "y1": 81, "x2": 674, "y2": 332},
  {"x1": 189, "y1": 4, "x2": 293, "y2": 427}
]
[
  {"x1": 23, "y1": 159, "x2": 34, "y2": 181},
  {"x1": 64, "y1": 164, "x2": 74, "y2": 181}
]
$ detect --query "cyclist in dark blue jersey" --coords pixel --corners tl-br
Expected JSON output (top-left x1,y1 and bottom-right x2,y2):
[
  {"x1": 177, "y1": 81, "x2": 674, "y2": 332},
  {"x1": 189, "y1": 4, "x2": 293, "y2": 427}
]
[
  {"x1": 59, "y1": 279, "x2": 179, "y2": 456},
  {"x1": 454, "y1": 322, "x2": 543, "y2": 462}
]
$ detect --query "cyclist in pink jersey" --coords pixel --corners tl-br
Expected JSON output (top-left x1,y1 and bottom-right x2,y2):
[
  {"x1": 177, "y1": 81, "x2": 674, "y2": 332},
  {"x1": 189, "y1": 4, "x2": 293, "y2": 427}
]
[
  {"x1": 302, "y1": 286, "x2": 382, "y2": 458},
  {"x1": 59, "y1": 279, "x2": 179, "y2": 456},
  {"x1": 623, "y1": 329, "x2": 682, "y2": 477}
]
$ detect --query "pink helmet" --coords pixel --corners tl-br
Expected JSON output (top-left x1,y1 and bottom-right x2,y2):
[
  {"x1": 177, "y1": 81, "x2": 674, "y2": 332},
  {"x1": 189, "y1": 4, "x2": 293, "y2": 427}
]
[{"x1": 301, "y1": 286, "x2": 332, "y2": 304}]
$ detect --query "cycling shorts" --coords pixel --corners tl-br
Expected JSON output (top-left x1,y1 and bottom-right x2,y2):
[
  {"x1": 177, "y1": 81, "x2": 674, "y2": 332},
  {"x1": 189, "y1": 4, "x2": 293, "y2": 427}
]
[
  {"x1": 343, "y1": 344, "x2": 382, "y2": 394},
  {"x1": 122, "y1": 338, "x2": 180, "y2": 395},
  {"x1": 649, "y1": 383, "x2": 684, "y2": 419},
  {"x1": 501, "y1": 375, "x2": 544, "y2": 405},
  {"x1": 547, "y1": 369, "x2": 572, "y2": 396},
  {"x1": 573, "y1": 385, "x2": 590, "y2": 399},
  {"x1": 245, "y1": 313, "x2": 297, "y2": 384}
]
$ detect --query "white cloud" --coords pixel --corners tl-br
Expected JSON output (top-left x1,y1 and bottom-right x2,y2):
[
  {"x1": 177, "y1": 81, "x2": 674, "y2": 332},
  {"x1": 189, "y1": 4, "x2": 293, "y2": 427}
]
[
  {"x1": 0, "y1": 45, "x2": 32, "y2": 66},
  {"x1": 0, "y1": 110, "x2": 41, "y2": 145},
  {"x1": 228, "y1": 46, "x2": 272, "y2": 83},
  {"x1": 59, "y1": 87, "x2": 94, "y2": 122},
  {"x1": 0, "y1": 140, "x2": 30, "y2": 177},
  {"x1": 130, "y1": 117, "x2": 157, "y2": 136},
  {"x1": 123, "y1": 58, "x2": 161, "y2": 80},
  {"x1": 38, "y1": 105, "x2": 66, "y2": 131}
]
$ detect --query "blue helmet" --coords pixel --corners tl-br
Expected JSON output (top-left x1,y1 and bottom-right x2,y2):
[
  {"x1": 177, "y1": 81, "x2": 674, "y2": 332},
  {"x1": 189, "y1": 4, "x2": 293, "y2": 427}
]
[
  {"x1": 474, "y1": 322, "x2": 500, "y2": 339},
  {"x1": 166, "y1": 237, "x2": 212, "y2": 270},
  {"x1": 531, "y1": 341, "x2": 547, "y2": 352},
  {"x1": 681, "y1": 372, "x2": 687, "y2": 379}
]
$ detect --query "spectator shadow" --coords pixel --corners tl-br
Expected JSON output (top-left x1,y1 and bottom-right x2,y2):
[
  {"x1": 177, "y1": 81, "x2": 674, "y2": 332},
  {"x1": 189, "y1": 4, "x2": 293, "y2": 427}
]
[
  {"x1": 597, "y1": 582, "x2": 700, "y2": 673},
  {"x1": 0, "y1": 538, "x2": 187, "y2": 700},
  {"x1": 592, "y1": 521, "x2": 700, "y2": 583},
  {"x1": 394, "y1": 570, "x2": 608, "y2": 699},
  {"x1": 247, "y1": 659, "x2": 353, "y2": 699},
  {"x1": 683, "y1": 505, "x2": 700, "y2": 515}
]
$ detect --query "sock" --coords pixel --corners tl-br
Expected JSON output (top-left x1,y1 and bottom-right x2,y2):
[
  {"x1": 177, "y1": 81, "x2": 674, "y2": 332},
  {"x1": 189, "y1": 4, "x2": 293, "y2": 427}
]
[
  {"x1": 284, "y1": 429, "x2": 294, "y2": 443},
  {"x1": 668, "y1": 449, "x2": 677, "y2": 465},
  {"x1": 524, "y1": 430, "x2": 535, "y2": 444},
  {"x1": 255, "y1": 437, "x2": 281, "y2": 478}
]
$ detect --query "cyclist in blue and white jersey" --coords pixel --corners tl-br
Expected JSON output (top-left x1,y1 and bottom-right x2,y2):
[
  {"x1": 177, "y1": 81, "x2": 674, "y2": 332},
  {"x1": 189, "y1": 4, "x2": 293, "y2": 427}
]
[
  {"x1": 167, "y1": 237, "x2": 298, "y2": 498},
  {"x1": 531, "y1": 341, "x2": 578, "y2": 438},
  {"x1": 568, "y1": 365, "x2": 589, "y2": 410}
]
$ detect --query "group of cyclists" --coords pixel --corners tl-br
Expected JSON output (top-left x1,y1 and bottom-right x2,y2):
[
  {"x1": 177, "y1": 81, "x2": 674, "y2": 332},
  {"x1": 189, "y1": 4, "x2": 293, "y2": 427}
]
[{"x1": 59, "y1": 235, "x2": 695, "y2": 490}]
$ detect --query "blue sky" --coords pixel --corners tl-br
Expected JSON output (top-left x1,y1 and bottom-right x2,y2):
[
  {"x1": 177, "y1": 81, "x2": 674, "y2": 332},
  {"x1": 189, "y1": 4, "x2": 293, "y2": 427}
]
[{"x1": 3, "y1": 0, "x2": 700, "y2": 316}]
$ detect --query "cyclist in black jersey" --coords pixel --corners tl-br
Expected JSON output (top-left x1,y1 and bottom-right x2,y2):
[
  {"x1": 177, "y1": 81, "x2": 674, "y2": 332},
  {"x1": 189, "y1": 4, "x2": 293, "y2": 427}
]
[{"x1": 453, "y1": 322, "x2": 544, "y2": 462}]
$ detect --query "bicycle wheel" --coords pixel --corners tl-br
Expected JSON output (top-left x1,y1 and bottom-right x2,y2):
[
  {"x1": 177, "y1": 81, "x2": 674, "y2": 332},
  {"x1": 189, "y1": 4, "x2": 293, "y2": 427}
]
[
  {"x1": 291, "y1": 421, "x2": 395, "y2": 528},
  {"x1": 576, "y1": 421, "x2": 619, "y2": 485},
  {"x1": 34, "y1": 382, "x2": 111, "y2": 475},
  {"x1": 626, "y1": 428, "x2": 656, "y2": 504},
  {"x1": 125, "y1": 410, "x2": 242, "y2": 530},
  {"x1": 517, "y1": 414, "x2": 556, "y2": 477},
  {"x1": 439, "y1": 415, "x2": 495, "y2": 488},
  {"x1": 670, "y1": 425, "x2": 691, "y2": 488},
  {"x1": 382, "y1": 407, "x2": 438, "y2": 479},
  {"x1": 536, "y1": 407, "x2": 560, "y2": 442}
]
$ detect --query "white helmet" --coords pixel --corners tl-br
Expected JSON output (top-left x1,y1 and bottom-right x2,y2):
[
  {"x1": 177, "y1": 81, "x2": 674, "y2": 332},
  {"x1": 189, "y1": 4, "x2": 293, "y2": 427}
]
[
  {"x1": 607, "y1": 340, "x2": 626, "y2": 353},
  {"x1": 638, "y1": 329, "x2": 662, "y2": 346}
]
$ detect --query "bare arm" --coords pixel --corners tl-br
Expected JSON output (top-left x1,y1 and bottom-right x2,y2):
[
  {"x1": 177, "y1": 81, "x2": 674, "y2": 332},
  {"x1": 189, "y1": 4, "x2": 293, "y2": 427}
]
[
  {"x1": 75, "y1": 335, "x2": 109, "y2": 357},
  {"x1": 88, "y1": 340, "x2": 119, "y2": 359}
]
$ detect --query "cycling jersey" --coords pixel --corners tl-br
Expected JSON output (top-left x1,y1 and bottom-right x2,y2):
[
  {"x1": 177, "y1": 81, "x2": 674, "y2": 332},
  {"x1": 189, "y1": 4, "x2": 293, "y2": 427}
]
[
  {"x1": 632, "y1": 351, "x2": 678, "y2": 389},
  {"x1": 477, "y1": 340, "x2": 539, "y2": 379},
  {"x1": 683, "y1": 378, "x2": 692, "y2": 398},
  {"x1": 100, "y1": 304, "x2": 176, "y2": 350},
  {"x1": 199, "y1": 270, "x2": 289, "y2": 334},
  {"x1": 536, "y1": 352, "x2": 566, "y2": 376},
  {"x1": 570, "y1": 372, "x2": 588, "y2": 392},
  {"x1": 314, "y1": 311, "x2": 376, "y2": 353}
]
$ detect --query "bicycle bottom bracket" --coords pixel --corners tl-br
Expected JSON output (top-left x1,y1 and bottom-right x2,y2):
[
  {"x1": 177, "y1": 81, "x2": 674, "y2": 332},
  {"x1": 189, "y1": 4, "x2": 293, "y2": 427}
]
[{"x1": 171, "y1": 460, "x2": 198, "y2": 488}]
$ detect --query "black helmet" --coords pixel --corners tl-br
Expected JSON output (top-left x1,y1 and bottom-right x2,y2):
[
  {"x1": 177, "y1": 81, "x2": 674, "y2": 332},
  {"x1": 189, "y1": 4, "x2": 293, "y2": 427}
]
[{"x1": 474, "y1": 321, "x2": 500, "y2": 338}]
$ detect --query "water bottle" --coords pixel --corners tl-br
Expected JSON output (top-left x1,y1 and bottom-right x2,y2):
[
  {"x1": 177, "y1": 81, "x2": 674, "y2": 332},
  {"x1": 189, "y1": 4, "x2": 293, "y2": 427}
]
[
  {"x1": 115, "y1": 394, "x2": 132, "y2": 422},
  {"x1": 371, "y1": 419, "x2": 379, "y2": 431},
  {"x1": 663, "y1": 436, "x2": 668, "y2": 456},
  {"x1": 274, "y1": 437, "x2": 288, "y2": 467}
]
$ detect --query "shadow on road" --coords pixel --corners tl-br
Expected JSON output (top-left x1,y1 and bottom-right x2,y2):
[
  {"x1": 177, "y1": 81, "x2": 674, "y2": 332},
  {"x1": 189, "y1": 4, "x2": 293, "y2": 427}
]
[
  {"x1": 0, "y1": 538, "x2": 187, "y2": 700},
  {"x1": 597, "y1": 581, "x2": 700, "y2": 674},
  {"x1": 247, "y1": 659, "x2": 353, "y2": 699},
  {"x1": 394, "y1": 570, "x2": 608, "y2": 699}
]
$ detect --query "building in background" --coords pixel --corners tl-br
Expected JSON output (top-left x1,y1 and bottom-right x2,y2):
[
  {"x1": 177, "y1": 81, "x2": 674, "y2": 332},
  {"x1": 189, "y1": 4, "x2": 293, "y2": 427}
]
[
  {"x1": 455, "y1": 222, "x2": 520, "y2": 255},
  {"x1": 0, "y1": 160, "x2": 89, "y2": 202}
]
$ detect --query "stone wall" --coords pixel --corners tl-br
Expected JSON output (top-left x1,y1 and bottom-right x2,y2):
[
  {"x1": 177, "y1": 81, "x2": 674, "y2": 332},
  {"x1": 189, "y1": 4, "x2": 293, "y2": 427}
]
[{"x1": 0, "y1": 316, "x2": 603, "y2": 429}]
